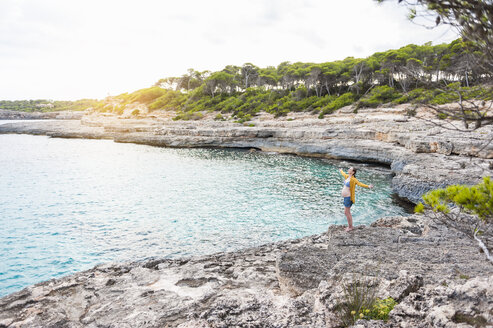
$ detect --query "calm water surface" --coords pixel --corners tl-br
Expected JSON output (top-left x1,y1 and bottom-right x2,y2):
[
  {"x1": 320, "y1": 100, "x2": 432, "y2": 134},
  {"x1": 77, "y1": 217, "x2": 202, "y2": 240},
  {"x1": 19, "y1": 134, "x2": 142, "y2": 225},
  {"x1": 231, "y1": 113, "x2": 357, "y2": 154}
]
[{"x1": 0, "y1": 130, "x2": 411, "y2": 297}]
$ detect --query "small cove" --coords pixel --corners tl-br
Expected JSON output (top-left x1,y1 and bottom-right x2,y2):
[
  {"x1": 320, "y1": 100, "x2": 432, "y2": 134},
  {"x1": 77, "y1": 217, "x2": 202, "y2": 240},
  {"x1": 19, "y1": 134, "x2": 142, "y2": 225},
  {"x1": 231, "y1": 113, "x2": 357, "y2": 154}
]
[{"x1": 0, "y1": 132, "x2": 411, "y2": 297}]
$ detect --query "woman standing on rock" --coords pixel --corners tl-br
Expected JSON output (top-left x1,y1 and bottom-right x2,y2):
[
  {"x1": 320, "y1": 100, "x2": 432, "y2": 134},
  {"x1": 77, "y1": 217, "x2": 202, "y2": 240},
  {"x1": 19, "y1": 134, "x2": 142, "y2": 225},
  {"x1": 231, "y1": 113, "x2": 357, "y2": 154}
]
[{"x1": 339, "y1": 167, "x2": 373, "y2": 231}]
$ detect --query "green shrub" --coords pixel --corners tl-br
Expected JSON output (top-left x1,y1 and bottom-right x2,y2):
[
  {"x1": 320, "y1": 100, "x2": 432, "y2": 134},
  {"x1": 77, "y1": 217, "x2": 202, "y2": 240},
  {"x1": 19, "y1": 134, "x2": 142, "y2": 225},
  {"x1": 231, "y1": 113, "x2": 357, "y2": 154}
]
[
  {"x1": 319, "y1": 93, "x2": 354, "y2": 118},
  {"x1": 416, "y1": 177, "x2": 493, "y2": 222},
  {"x1": 393, "y1": 95, "x2": 409, "y2": 105},
  {"x1": 393, "y1": 88, "x2": 427, "y2": 105},
  {"x1": 407, "y1": 84, "x2": 493, "y2": 107},
  {"x1": 126, "y1": 87, "x2": 168, "y2": 104},
  {"x1": 361, "y1": 297, "x2": 398, "y2": 321},
  {"x1": 131, "y1": 109, "x2": 140, "y2": 116},
  {"x1": 430, "y1": 89, "x2": 460, "y2": 105},
  {"x1": 173, "y1": 111, "x2": 204, "y2": 121},
  {"x1": 293, "y1": 85, "x2": 308, "y2": 100},
  {"x1": 116, "y1": 92, "x2": 131, "y2": 103},
  {"x1": 336, "y1": 276, "x2": 379, "y2": 327},
  {"x1": 114, "y1": 104, "x2": 125, "y2": 115},
  {"x1": 357, "y1": 86, "x2": 401, "y2": 109},
  {"x1": 236, "y1": 113, "x2": 252, "y2": 123},
  {"x1": 217, "y1": 95, "x2": 242, "y2": 112},
  {"x1": 414, "y1": 202, "x2": 424, "y2": 213},
  {"x1": 148, "y1": 90, "x2": 187, "y2": 111},
  {"x1": 273, "y1": 108, "x2": 290, "y2": 117},
  {"x1": 296, "y1": 96, "x2": 319, "y2": 111}
]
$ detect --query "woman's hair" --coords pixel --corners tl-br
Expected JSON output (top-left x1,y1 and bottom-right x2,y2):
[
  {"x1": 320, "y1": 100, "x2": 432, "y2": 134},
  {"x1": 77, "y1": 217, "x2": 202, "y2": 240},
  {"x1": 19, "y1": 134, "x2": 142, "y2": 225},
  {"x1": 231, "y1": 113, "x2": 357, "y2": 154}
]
[{"x1": 352, "y1": 168, "x2": 357, "y2": 177}]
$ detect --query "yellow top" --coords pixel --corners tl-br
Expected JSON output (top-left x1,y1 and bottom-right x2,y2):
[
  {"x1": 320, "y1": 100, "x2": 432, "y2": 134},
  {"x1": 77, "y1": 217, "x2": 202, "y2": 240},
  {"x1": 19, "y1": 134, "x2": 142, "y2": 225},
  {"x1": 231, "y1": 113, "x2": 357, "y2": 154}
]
[{"x1": 339, "y1": 169, "x2": 370, "y2": 204}]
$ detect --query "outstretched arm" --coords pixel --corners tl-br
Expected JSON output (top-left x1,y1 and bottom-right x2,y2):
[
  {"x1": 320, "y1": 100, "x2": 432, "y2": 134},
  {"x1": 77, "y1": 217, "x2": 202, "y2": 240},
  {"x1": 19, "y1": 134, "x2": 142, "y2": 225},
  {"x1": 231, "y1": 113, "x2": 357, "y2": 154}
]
[
  {"x1": 339, "y1": 168, "x2": 348, "y2": 179},
  {"x1": 355, "y1": 179, "x2": 373, "y2": 189}
]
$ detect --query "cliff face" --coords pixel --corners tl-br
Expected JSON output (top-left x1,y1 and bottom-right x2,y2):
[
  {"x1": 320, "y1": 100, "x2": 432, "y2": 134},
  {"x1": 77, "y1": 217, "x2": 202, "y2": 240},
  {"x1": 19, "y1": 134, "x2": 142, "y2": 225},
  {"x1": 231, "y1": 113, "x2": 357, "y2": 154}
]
[
  {"x1": 0, "y1": 215, "x2": 491, "y2": 327},
  {"x1": 1, "y1": 106, "x2": 491, "y2": 203}
]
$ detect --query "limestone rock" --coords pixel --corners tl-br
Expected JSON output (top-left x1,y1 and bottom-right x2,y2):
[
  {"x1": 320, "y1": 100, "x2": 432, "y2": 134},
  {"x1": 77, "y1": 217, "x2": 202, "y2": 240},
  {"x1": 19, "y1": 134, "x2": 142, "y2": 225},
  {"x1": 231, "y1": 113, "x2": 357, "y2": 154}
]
[{"x1": 389, "y1": 276, "x2": 493, "y2": 327}]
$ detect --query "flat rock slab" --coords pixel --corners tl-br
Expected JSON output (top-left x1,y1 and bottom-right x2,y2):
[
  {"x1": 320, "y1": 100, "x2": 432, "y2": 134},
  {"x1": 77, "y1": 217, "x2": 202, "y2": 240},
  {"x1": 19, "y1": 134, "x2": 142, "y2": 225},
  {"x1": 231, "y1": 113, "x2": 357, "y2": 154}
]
[{"x1": 276, "y1": 216, "x2": 490, "y2": 297}]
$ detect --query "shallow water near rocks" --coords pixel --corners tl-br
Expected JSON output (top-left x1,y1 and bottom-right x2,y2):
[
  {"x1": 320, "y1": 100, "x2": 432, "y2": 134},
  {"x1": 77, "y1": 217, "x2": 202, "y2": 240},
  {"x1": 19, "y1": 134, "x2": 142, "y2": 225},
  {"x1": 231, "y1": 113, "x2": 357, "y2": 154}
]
[{"x1": 0, "y1": 132, "x2": 411, "y2": 297}]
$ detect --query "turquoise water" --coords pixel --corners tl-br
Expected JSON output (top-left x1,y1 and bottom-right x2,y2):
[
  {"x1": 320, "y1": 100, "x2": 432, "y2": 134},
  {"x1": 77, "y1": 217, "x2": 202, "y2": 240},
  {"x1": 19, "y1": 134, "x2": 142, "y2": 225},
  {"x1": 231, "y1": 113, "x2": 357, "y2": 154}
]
[{"x1": 0, "y1": 132, "x2": 410, "y2": 297}]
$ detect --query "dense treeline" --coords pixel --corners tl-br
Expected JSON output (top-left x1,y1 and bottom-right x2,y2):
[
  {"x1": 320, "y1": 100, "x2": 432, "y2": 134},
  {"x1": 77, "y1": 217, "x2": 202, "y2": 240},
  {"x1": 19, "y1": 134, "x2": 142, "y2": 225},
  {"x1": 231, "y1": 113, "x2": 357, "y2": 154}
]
[
  {"x1": 100, "y1": 39, "x2": 492, "y2": 121},
  {"x1": 0, "y1": 99, "x2": 102, "y2": 112},
  {"x1": 5, "y1": 39, "x2": 490, "y2": 120}
]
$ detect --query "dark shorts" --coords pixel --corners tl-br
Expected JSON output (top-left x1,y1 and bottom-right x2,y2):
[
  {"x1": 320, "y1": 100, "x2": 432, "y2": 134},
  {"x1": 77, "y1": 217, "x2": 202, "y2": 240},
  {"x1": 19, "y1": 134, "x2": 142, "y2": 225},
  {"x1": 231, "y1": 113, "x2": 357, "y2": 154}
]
[{"x1": 343, "y1": 197, "x2": 353, "y2": 208}]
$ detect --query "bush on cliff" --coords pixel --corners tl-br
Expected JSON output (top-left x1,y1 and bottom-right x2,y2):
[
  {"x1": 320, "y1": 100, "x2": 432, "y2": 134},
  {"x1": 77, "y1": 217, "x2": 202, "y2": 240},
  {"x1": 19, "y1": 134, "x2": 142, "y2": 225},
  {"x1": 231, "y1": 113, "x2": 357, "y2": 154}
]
[
  {"x1": 357, "y1": 86, "x2": 402, "y2": 109},
  {"x1": 125, "y1": 87, "x2": 168, "y2": 105},
  {"x1": 168, "y1": 87, "x2": 341, "y2": 120},
  {"x1": 148, "y1": 90, "x2": 187, "y2": 111},
  {"x1": 318, "y1": 93, "x2": 355, "y2": 118},
  {"x1": 392, "y1": 88, "x2": 427, "y2": 105},
  {"x1": 415, "y1": 176, "x2": 493, "y2": 222},
  {"x1": 407, "y1": 83, "x2": 493, "y2": 106},
  {"x1": 172, "y1": 111, "x2": 204, "y2": 121},
  {"x1": 415, "y1": 177, "x2": 493, "y2": 263}
]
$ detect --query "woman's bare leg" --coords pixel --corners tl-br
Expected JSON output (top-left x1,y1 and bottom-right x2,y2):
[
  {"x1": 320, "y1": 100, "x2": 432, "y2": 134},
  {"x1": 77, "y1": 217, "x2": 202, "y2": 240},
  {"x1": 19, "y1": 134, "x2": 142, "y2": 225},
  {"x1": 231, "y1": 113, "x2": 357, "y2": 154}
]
[{"x1": 344, "y1": 207, "x2": 353, "y2": 231}]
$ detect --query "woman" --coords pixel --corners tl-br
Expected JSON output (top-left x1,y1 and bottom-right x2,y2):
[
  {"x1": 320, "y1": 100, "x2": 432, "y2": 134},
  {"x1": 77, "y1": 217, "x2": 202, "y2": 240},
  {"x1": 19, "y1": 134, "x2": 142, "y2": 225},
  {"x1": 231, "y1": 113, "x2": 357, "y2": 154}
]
[{"x1": 339, "y1": 167, "x2": 373, "y2": 231}]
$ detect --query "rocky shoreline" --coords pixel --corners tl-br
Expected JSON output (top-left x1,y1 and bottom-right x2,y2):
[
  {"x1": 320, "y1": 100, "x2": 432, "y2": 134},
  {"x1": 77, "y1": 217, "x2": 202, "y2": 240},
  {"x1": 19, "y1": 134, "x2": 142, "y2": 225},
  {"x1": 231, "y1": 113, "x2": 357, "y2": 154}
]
[
  {"x1": 1, "y1": 214, "x2": 492, "y2": 327},
  {"x1": 0, "y1": 107, "x2": 492, "y2": 327},
  {"x1": 0, "y1": 109, "x2": 84, "y2": 120}
]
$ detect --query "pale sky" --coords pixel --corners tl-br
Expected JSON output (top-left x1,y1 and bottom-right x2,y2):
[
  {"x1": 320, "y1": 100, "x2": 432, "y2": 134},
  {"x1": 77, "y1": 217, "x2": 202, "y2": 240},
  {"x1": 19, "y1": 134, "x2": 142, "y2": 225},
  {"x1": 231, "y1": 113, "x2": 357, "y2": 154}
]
[{"x1": 0, "y1": 0, "x2": 457, "y2": 100}]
